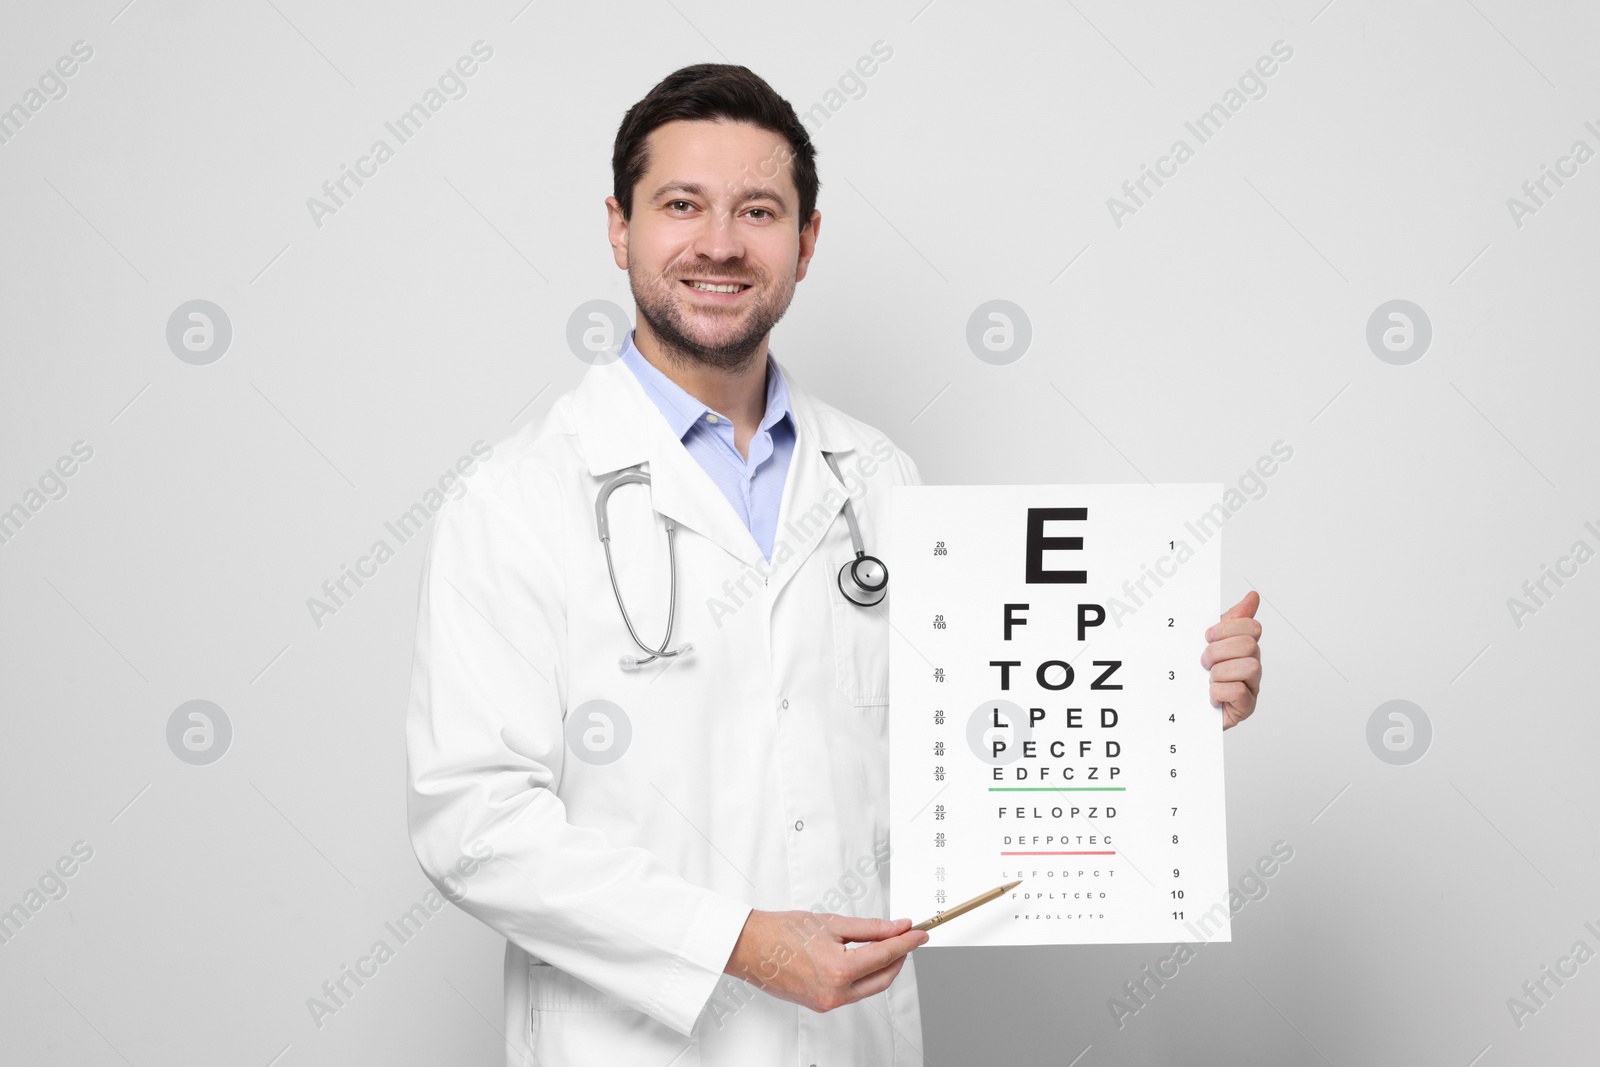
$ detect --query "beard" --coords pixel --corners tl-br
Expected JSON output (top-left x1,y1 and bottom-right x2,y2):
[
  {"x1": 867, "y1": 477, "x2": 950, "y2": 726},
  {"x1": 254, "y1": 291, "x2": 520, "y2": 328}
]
[{"x1": 629, "y1": 258, "x2": 797, "y2": 373}]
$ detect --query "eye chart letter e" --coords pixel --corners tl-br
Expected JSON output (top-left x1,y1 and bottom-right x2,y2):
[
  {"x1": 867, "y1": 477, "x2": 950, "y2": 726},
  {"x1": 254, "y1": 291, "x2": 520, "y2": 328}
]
[{"x1": 888, "y1": 485, "x2": 1229, "y2": 947}]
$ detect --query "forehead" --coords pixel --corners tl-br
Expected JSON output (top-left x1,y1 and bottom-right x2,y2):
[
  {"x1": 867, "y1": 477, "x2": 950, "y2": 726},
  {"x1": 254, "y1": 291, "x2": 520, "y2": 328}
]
[{"x1": 640, "y1": 118, "x2": 799, "y2": 201}]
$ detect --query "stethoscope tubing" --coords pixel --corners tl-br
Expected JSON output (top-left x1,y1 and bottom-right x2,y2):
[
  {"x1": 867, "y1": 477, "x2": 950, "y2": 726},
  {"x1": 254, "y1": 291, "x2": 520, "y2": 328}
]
[
  {"x1": 599, "y1": 516, "x2": 684, "y2": 667},
  {"x1": 596, "y1": 449, "x2": 888, "y2": 667}
]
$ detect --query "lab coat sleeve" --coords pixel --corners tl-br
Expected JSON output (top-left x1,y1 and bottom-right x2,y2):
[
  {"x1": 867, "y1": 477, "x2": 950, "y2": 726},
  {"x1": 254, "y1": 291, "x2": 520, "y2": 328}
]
[{"x1": 404, "y1": 464, "x2": 753, "y2": 1038}]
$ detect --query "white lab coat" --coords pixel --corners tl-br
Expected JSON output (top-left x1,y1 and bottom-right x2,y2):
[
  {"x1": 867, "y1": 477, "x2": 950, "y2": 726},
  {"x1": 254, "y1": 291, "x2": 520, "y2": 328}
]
[{"x1": 405, "y1": 352, "x2": 926, "y2": 1066}]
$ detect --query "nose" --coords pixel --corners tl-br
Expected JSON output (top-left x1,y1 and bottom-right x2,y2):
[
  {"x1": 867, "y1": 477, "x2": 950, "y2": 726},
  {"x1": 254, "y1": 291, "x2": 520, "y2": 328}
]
[{"x1": 687, "y1": 200, "x2": 746, "y2": 266}]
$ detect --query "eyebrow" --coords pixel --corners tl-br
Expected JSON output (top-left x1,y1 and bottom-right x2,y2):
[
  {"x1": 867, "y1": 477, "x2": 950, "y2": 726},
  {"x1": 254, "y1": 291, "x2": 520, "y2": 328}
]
[{"x1": 649, "y1": 181, "x2": 790, "y2": 212}]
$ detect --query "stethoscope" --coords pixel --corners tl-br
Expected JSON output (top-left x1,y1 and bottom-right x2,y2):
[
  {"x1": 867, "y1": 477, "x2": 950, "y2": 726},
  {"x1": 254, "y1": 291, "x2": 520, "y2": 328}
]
[{"x1": 595, "y1": 450, "x2": 888, "y2": 671}]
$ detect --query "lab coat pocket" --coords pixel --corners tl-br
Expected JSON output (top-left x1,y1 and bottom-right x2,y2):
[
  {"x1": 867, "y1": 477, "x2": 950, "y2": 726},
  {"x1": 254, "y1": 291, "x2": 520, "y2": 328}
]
[
  {"x1": 826, "y1": 555, "x2": 892, "y2": 708},
  {"x1": 527, "y1": 963, "x2": 701, "y2": 1066}
]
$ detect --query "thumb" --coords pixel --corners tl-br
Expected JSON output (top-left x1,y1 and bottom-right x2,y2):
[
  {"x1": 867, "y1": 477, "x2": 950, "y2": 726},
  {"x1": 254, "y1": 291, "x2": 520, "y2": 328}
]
[{"x1": 1222, "y1": 589, "x2": 1260, "y2": 621}]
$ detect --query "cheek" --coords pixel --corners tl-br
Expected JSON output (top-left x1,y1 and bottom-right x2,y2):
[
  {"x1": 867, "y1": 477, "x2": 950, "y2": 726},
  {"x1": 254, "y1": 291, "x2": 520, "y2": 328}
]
[
  {"x1": 747, "y1": 228, "x2": 797, "y2": 264},
  {"x1": 760, "y1": 250, "x2": 802, "y2": 285},
  {"x1": 637, "y1": 246, "x2": 689, "y2": 284},
  {"x1": 629, "y1": 221, "x2": 691, "y2": 271}
]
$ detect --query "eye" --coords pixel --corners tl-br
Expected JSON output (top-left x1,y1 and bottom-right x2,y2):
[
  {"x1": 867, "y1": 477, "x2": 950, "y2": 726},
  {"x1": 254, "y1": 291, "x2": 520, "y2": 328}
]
[
  {"x1": 746, "y1": 208, "x2": 773, "y2": 220},
  {"x1": 667, "y1": 199, "x2": 694, "y2": 212}
]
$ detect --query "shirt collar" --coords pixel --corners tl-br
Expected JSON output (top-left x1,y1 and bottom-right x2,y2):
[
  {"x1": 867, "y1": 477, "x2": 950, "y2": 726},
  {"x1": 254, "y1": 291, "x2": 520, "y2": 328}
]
[{"x1": 618, "y1": 328, "x2": 793, "y2": 442}]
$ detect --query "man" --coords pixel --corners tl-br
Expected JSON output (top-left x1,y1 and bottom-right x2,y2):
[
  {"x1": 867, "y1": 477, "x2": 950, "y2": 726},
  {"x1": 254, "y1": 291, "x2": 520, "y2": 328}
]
[{"x1": 405, "y1": 63, "x2": 1263, "y2": 1066}]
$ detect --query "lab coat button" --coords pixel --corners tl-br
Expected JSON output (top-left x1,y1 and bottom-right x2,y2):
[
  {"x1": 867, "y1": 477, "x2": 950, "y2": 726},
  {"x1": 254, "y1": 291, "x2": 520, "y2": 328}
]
[
  {"x1": 781, "y1": 698, "x2": 789, "y2": 709},
  {"x1": 795, "y1": 819, "x2": 804, "y2": 831}
]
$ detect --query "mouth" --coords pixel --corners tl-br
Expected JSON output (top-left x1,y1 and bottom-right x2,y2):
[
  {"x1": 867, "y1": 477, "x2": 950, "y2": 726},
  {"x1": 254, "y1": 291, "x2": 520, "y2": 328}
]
[{"x1": 680, "y1": 278, "x2": 752, "y2": 301}]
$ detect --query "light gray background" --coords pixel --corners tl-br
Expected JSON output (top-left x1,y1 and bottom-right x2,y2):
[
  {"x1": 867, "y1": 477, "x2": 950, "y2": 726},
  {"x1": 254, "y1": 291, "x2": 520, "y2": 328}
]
[{"x1": 2, "y1": 0, "x2": 1596, "y2": 1064}]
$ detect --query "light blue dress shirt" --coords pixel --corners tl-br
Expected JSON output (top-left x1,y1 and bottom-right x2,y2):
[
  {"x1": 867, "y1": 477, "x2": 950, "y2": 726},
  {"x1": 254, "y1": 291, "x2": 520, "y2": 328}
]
[{"x1": 618, "y1": 329, "x2": 796, "y2": 562}]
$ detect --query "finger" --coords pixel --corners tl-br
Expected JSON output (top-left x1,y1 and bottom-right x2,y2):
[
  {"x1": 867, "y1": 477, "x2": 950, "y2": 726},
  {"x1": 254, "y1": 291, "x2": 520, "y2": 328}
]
[
  {"x1": 840, "y1": 928, "x2": 927, "y2": 979},
  {"x1": 1204, "y1": 617, "x2": 1261, "y2": 642},
  {"x1": 1210, "y1": 680, "x2": 1255, "y2": 711},
  {"x1": 845, "y1": 954, "x2": 907, "y2": 1002},
  {"x1": 1207, "y1": 657, "x2": 1261, "y2": 689},
  {"x1": 830, "y1": 915, "x2": 913, "y2": 943},
  {"x1": 1200, "y1": 634, "x2": 1259, "y2": 669},
  {"x1": 1221, "y1": 590, "x2": 1260, "y2": 621}
]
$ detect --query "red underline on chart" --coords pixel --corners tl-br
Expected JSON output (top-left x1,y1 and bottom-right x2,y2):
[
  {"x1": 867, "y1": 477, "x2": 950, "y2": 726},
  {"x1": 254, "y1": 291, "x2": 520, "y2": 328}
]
[{"x1": 1000, "y1": 851, "x2": 1117, "y2": 855}]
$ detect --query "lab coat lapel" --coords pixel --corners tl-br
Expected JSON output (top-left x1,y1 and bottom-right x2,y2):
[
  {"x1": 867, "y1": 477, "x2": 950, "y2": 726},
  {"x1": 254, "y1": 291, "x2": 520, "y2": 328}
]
[
  {"x1": 572, "y1": 358, "x2": 768, "y2": 570},
  {"x1": 764, "y1": 358, "x2": 857, "y2": 602}
]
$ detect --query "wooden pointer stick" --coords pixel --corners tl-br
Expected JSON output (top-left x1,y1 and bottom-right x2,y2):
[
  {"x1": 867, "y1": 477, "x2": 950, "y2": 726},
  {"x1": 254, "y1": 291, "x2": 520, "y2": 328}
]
[{"x1": 912, "y1": 879, "x2": 1023, "y2": 932}]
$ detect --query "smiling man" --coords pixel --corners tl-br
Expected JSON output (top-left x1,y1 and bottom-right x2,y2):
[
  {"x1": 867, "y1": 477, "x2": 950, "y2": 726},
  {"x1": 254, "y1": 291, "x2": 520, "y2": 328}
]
[{"x1": 405, "y1": 63, "x2": 1263, "y2": 1067}]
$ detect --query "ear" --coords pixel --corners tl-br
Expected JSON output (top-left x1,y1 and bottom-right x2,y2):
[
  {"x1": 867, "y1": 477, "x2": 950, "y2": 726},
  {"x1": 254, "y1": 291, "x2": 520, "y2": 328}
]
[
  {"x1": 795, "y1": 209, "x2": 822, "y2": 283},
  {"x1": 605, "y1": 196, "x2": 630, "y2": 270}
]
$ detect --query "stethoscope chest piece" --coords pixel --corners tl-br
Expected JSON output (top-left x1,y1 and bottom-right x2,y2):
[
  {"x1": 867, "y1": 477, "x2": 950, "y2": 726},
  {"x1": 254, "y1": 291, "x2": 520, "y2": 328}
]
[
  {"x1": 838, "y1": 552, "x2": 888, "y2": 606},
  {"x1": 820, "y1": 451, "x2": 889, "y2": 607}
]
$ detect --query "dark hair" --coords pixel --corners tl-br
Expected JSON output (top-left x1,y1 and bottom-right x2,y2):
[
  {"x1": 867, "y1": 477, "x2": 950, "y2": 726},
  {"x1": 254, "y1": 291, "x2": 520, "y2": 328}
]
[{"x1": 612, "y1": 64, "x2": 819, "y2": 231}]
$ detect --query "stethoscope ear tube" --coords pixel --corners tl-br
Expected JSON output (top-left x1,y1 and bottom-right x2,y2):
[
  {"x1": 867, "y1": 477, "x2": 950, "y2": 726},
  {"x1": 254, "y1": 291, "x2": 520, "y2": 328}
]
[
  {"x1": 594, "y1": 469, "x2": 650, "y2": 540},
  {"x1": 597, "y1": 467, "x2": 693, "y2": 669}
]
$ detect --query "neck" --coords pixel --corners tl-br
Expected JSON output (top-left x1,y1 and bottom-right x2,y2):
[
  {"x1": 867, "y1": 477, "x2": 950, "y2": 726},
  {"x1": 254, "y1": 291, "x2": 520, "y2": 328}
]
[{"x1": 631, "y1": 322, "x2": 769, "y2": 429}]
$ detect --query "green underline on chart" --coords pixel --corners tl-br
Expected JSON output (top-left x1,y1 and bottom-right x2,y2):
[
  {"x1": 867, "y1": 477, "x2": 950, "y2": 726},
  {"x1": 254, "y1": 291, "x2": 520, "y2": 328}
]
[{"x1": 987, "y1": 787, "x2": 1126, "y2": 792}]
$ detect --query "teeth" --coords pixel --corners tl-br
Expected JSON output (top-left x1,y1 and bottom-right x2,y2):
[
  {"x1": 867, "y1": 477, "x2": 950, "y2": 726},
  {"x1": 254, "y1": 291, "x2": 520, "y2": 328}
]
[{"x1": 686, "y1": 281, "x2": 746, "y2": 293}]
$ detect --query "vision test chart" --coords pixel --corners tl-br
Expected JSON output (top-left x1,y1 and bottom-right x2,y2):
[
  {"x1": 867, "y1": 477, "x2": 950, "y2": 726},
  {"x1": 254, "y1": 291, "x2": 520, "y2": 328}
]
[{"x1": 888, "y1": 484, "x2": 1230, "y2": 947}]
